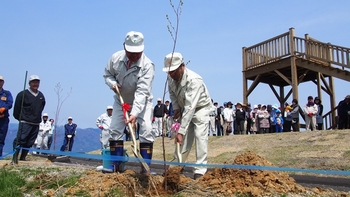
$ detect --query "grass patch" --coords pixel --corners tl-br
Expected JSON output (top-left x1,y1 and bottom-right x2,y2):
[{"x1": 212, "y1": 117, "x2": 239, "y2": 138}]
[
  {"x1": 0, "y1": 166, "x2": 82, "y2": 196},
  {"x1": 0, "y1": 168, "x2": 26, "y2": 197}
]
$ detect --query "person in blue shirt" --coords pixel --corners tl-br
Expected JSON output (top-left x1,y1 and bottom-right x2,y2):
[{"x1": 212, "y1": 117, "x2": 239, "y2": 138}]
[
  {"x1": 60, "y1": 117, "x2": 77, "y2": 151},
  {"x1": 274, "y1": 109, "x2": 284, "y2": 133},
  {"x1": 0, "y1": 76, "x2": 13, "y2": 157}
]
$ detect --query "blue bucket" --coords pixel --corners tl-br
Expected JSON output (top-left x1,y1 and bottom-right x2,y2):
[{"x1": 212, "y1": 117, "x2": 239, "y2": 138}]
[
  {"x1": 102, "y1": 149, "x2": 112, "y2": 169},
  {"x1": 102, "y1": 148, "x2": 128, "y2": 171}
]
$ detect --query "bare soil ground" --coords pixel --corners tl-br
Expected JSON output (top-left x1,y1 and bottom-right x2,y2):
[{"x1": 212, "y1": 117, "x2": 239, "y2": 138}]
[{"x1": 1, "y1": 129, "x2": 350, "y2": 196}]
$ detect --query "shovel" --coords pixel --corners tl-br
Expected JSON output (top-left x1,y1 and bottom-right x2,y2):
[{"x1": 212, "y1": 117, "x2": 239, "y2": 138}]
[
  {"x1": 176, "y1": 142, "x2": 182, "y2": 163},
  {"x1": 114, "y1": 85, "x2": 151, "y2": 173},
  {"x1": 171, "y1": 122, "x2": 182, "y2": 163}
]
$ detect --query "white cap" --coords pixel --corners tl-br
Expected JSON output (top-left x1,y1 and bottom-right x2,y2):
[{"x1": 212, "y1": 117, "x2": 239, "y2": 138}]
[
  {"x1": 0, "y1": 76, "x2": 4, "y2": 80},
  {"x1": 157, "y1": 98, "x2": 162, "y2": 101},
  {"x1": 163, "y1": 52, "x2": 184, "y2": 72},
  {"x1": 43, "y1": 113, "x2": 48, "y2": 117},
  {"x1": 29, "y1": 75, "x2": 40, "y2": 82},
  {"x1": 107, "y1": 105, "x2": 113, "y2": 110},
  {"x1": 124, "y1": 31, "x2": 144, "y2": 53},
  {"x1": 272, "y1": 104, "x2": 278, "y2": 109},
  {"x1": 68, "y1": 116, "x2": 73, "y2": 120},
  {"x1": 253, "y1": 105, "x2": 258, "y2": 109}
]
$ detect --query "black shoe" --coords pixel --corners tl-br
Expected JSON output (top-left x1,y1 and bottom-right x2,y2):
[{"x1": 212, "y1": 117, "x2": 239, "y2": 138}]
[
  {"x1": 20, "y1": 149, "x2": 29, "y2": 161},
  {"x1": 193, "y1": 173, "x2": 203, "y2": 180}
]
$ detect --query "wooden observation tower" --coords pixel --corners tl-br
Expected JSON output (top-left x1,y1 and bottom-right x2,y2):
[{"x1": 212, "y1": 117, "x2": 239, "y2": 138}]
[{"x1": 242, "y1": 28, "x2": 350, "y2": 129}]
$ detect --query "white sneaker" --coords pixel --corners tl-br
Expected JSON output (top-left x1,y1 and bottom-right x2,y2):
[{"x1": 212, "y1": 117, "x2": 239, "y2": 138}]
[{"x1": 96, "y1": 165, "x2": 103, "y2": 171}]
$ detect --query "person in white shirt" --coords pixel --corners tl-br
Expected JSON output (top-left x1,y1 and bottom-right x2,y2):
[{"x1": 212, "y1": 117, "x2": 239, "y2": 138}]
[
  {"x1": 36, "y1": 113, "x2": 51, "y2": 151},
  {"x1": 104, "y1": 31, "x2": 155, "y2": 173},
  {"x1": 223, "y1": 102, "x2": 234, "y2": 135},
  {"x1": 163, "y1": 52, "x2": 212, "y2": 180},
  {"x1": 96, "y1": 106, "x2": 113, "y2": 149},
  {"x1": 303, "y1": 96, "x2": 318, "y2": 131},
  {"x1": 209, "y1": 99, "x2": 217, "y2": 136}
]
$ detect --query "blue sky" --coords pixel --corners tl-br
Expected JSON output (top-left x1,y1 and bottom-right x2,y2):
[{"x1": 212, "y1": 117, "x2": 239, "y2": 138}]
[{"x1": 1, "y1": 1, "x2": 349, "y2": 128}]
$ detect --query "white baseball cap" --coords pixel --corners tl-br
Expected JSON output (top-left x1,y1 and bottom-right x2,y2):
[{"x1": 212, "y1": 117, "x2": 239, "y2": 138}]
[
  {"x1": 124, "y1": 31, "x2": 144, "y2": 53},
  {"x1": 29, "y1": 75, "x2": 40, "y2": 82},
  {"x1": 163, "y1": 52, "x2": 184, "y2": 72},
  {"x1": 43, "y1": 113, "x2": 48, "y2": 117},
  {"x1": 107, "y1": 105, "x2": 113, "y2": 110},
  {"x1": 68, "y1": 116, "x2": 73, "y2": 120},
  {"x1": 157, "y1": 98, "x2": 162, "y2": 101},
  {"x1": 0, "y1": 76, "x2": 4, "y2": 80}
]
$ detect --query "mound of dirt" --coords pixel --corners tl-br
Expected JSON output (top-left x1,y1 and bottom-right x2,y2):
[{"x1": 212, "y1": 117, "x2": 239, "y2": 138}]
[
  {"x1": 199, "y1": 151, "x2": 305, "y2": 196},
  {"x1": 63, "y1": 151, "x2": 345, "y2": 197}
]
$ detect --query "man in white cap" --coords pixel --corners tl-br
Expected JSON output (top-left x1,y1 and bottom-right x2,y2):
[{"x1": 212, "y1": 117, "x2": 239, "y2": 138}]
[
  {"x1": 36, "y1": 113, "x2": 51, "y2": 152},
  {"x1": 103, "y1": 31, "x2": 155, "y2": 173},
  {"x1": 96, "y1": 106, "x2": 113, "y2": 149},
  {"x1": 13, "y1": 75, "x2": 46, "y2": 161},
  {"x1": 163, "y1": 52, "x2": 212, "y2": 180},
  {"x1": 152, "y1": 98, "x2": 168, "y2": 137},
  {"x1": 0, "y1": 76, "x2": 13, "y2": 157},
  {"x1": 60, "y1": 117, "x2": 77, "y2": 151}
]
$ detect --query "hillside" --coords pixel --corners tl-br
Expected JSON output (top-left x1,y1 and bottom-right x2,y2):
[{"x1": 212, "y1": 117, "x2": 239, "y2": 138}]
[
  {"x1": 135, "y1": 129, "x2": 350, "y2": 172},
  {"x1": 3, "y1": 123, "x2": 101, "y2": 155}
]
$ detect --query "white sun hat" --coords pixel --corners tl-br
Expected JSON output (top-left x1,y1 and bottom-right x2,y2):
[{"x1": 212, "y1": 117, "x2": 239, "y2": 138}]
[{"x1": 163, "y1": 52, "x2": 184, "y2": 72}]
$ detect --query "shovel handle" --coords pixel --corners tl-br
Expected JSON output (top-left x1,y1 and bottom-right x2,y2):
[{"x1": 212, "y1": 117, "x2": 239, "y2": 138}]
[
  {"x1": 114, "y1": 85, "x2": 138, "y2": 156},
  {"x1": 176, "y1": 142, "x2": 182, "y2": 163}
]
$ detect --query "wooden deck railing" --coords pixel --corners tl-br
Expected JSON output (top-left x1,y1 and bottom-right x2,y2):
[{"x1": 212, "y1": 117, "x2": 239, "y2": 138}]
[
  {"x1": 294, "y1": 36, "x2": 350, "y2": 69},
  {"x1": 243, "y1": 28, "x2": 350, "y2": 71},
  {"x1": 322, "y1": 106, "x2": 338, "y2": 130}
]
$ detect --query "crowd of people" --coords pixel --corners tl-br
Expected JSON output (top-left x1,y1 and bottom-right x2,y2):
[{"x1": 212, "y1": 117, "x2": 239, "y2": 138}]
[
  {"x1": 0, "y1": 74, "x2": 78, "y2": 160},
  {"x1": 30, "y1": 114, "x2": 77, "y2": 155},
  {"x1": 206, "y1": 95, "x2": 350, "y2": 136}
]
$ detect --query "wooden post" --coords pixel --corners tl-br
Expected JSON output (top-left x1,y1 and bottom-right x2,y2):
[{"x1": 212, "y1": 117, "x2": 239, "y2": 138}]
[
  {"x1": 280, "y1": 86, "x2": 285, "y2": 111},
  {"x1": 329, "y1": 76, "x2": 336, "y2": 128},
  {"x1": 317, "y1": 72, "x2": 322, "y2": 100},
  {"x1": 305, "y1": 34, "x2": 310, "y2": 59},
  {"x1": 242, "y1": 47, "x2": 248, "y2": 104},
  {"x1": 290, "y1": 28, "x2": 300, "y2": 129},
  {"x1": 289, "y1": 28, "x2": 298, "y2": 100}
]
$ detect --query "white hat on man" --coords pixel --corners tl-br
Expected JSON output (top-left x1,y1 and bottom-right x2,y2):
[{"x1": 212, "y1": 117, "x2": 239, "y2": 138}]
[
  {"x1": 163, "y1": 52, "x2": 184, "y2": 72},
  {"x1": 124, "y1": 31, "x2": 144, "y2": 53},
  {"x1": 29, "y1": 75, "x2": 40, "y2": 82}
]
